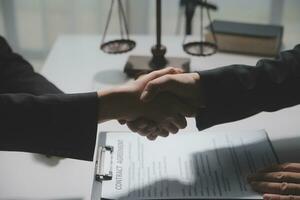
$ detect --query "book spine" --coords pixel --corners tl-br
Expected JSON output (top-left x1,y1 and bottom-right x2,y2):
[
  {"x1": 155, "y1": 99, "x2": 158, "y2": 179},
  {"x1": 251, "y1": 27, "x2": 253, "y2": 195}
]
[{"x1": 205, "y1": 33, "x2": 279, "y2": 57}]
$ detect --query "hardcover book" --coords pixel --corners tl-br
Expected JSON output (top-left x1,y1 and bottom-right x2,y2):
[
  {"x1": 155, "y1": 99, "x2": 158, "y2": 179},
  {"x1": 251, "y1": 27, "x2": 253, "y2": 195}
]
[{"x1": 206, "y1": 20, "x2": 283, "y2": 56}]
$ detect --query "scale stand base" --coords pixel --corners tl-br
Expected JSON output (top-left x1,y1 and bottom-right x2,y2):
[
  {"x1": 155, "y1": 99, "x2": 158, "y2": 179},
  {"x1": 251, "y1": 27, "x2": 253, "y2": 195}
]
[{"x1": 124, "y1": 55, "x2": 190, "y2": 78}]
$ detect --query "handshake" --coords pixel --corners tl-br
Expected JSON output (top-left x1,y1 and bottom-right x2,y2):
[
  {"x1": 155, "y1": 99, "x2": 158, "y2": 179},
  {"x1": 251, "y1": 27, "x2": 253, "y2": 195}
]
[{"x1": 97, "y1": 67, "x2": 203, "y2": 140}]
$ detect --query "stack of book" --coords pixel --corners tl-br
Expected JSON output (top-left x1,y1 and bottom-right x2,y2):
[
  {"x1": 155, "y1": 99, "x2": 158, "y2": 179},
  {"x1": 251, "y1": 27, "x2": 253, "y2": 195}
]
[{"x1": 205, "y1": 20, "x2": 284, "y2": 56}]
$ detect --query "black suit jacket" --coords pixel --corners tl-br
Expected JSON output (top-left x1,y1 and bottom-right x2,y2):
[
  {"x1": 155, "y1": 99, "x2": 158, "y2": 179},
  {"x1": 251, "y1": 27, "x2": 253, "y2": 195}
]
[
  {"x1": 0, "y1": 36, "x2": 98, "y2": 161},
  {"x1": 197, "y1": 44, "x2": 300, "y2": 130}
]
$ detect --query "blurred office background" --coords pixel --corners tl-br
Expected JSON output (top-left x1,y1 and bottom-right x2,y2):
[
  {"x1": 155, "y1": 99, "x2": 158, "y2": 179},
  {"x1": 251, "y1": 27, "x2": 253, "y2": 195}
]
[{"x1": 0, "y1": 0, "x2": 299, "y2": 72}]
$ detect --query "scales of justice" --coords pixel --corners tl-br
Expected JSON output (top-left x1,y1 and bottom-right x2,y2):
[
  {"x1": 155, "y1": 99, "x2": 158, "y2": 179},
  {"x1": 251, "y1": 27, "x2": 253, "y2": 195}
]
[{"x1": 100, "y1": 0, "x2": 218, "y2": 78}]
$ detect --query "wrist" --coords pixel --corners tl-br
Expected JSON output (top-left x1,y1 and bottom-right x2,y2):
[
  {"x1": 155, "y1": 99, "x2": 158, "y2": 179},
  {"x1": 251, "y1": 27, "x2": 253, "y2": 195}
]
[
  {"x1": 97, "y1": 86, "x2": 139, "y2": 123},
  {"x1": 97, "y1": 87, "x2": 121, "y2": 123}
]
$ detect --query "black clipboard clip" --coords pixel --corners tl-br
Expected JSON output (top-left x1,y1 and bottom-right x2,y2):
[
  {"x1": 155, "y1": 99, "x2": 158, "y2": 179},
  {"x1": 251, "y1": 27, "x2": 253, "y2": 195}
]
[{"x1": 95, "y1": 145, "x2": 114, "y2": 182}]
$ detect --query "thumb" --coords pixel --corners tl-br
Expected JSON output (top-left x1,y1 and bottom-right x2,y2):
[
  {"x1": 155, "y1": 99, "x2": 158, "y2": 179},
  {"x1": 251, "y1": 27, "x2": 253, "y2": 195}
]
[
  {"x1": 140, "y1": 86, "x2": 158, "y2": 102},
  {"x1": 140, "y1": 75, "x2": 175, "y2": 102}
]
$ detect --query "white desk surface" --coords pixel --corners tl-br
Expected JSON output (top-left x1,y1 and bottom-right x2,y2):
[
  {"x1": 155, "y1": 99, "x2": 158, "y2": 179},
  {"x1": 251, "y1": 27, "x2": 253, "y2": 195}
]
[{"x1": 0, "y1": 35, "x2": 299, "y2": 200}]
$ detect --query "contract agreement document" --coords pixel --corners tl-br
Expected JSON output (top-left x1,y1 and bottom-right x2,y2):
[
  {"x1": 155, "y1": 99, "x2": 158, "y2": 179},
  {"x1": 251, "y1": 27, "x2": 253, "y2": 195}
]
[{"x1": 99, "y1": 130, "x2": 278, "y2": 199}]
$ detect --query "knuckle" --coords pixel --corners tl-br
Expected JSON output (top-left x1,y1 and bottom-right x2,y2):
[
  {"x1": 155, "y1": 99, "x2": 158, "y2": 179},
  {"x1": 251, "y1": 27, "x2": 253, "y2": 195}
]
[
  {"x1": 159, "y1": 130, "x2": 169, "y2": 136},
  {"x1": 156, "y1": 132, "x2": 164, "y2": 137},
  {"x1": 167, "y1": 67, "x2": 176, "y2": 73},
  {"x1": 161, "y1": 132, "x2": 169, "y2": 137},
  {"x1": 168, "y1": 126, "x2": 176, "y2": 133},
  {"x1": 186, "y1": 109, "x2": 195, "y2": 117},
  {"x1": 147, "y1": 134, "x2": 156, "y2": 140},
  {"x1": 172, "y1": 129, "x2": 179, "y2": 134},
  {"x1": 280, "y1": 182, "x2": 289, "y2": 194},
  {"x1": 147, "y1": 137, "x2": 153, "y2": 141},
  {"x1": 152, "y1": 135, "x2": 158, "y2": 140},
  {"x1": 138, "y1": 131, "x2": 148, "y2": 136},
  {"x1": 127, "y1": 123, "x2": 138, "y2": 132},
  {"x1": 181, "y1": 106, "x2": 193, "y2": 117},
  {"x1": 145, "y1": 126, "x2": 157, "y2": 134},
  {"x1": 281, "y1": 163, "x2": 292, "y2": 171},
  {"x1": 169, "y1": 129, "x2": 176, "y2": 134},
  {"x1": 276, "y1": 172, "x2": 286, "y2": 181},
  {"x1": 177, "y1": 116, "x2": 187, "y2": 128},
  {"x1": 140, "y1": 126, "x2": 154, "y2": 135},
  {"x1": 129, "y1": 127, "x2": 138, "y2": 132}
]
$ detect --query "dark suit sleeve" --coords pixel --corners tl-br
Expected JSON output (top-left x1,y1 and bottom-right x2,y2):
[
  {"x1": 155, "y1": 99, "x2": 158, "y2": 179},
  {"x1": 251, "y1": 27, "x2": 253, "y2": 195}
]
[
  {"x1": 0, "y1": 36, "x2": 98, "y2": 161},
  {"x1": 196, "y1": 44, "x2": 300, "y2": 130}
]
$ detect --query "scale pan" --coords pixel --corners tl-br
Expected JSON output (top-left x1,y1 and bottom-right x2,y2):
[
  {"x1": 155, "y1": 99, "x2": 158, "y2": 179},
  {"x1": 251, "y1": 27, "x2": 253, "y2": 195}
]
[
  {"x1": 183, "y1": 41, "x2": 217, "y2": 56},
  {"x1": 100, "y1": 39, "x2": 136, "y2": 54}
]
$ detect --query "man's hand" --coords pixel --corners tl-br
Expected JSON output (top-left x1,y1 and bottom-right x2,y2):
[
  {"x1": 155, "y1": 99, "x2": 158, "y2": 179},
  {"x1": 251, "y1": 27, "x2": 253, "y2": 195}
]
[
  {"x1": 97, "y1": 67, "x2": 194, "y2": 139},
  {"x1": 248, "y1": 163, "x2": 300, "y2": 200},
  {"x1": 124, "y1": 72, "x2": 203, "y2": 139},
  {"x1": 141, "y1": 72, "x2": 203, "y2": 108}
]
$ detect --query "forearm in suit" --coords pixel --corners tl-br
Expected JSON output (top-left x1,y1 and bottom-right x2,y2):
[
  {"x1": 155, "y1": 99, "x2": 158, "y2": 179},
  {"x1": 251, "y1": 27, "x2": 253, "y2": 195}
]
[
  {"x1": 0, "y1": 93, "x2": 98, "y2": 161},
  {"x1": 0, "y1": 36, "x2": 98, "y2": 161},
  {"x1": 196, "y1": 44, "x2": 300, "y2": 130}
]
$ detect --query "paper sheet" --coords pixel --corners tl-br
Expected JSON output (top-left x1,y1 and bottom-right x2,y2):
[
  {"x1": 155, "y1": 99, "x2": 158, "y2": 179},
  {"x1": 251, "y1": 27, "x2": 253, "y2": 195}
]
[{"x1": 100, "y1": 130, "x2": 278, "y2": 199}]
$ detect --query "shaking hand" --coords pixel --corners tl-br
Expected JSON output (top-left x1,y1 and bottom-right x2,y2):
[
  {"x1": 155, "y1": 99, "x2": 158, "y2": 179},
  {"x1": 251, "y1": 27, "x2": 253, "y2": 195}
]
[
  {"x1": 141, "y1": 71, "x2": 203, "y2": 108},
  {"x1": 98, "y1": 67, "x2": 195, "y2": 139},
  {"x1": 123, "y1": 69, "x2": 204, "y2": 140}
]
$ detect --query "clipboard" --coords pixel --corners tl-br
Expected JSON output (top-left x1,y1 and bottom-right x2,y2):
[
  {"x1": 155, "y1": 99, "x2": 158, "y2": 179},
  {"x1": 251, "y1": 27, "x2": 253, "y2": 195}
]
[
  {"x1": 90, "y1": 130, "x2": 279, "y2": 200},
  {"x1": 91, "y1": 132, "x2": 114, "y2": 200}
]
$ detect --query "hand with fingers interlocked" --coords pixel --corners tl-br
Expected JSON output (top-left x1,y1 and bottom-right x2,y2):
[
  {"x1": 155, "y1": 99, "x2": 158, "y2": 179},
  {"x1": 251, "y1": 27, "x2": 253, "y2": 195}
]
[
  {"x1": 97, "y1": 67, "x2": 196, "y2": 139},
  {"x1": 119, "y1": 68, "x2": 204, "y2": 140}
]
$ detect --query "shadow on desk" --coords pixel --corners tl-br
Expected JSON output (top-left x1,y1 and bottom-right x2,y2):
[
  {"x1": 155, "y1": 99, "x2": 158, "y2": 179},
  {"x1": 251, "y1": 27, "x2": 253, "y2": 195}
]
[
  {"x1": 32, "y1": 154, "x2": 62, "y2": 167},
  {"x1": 272, "y1": 136, "x2": 300, "y2": 163}
]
